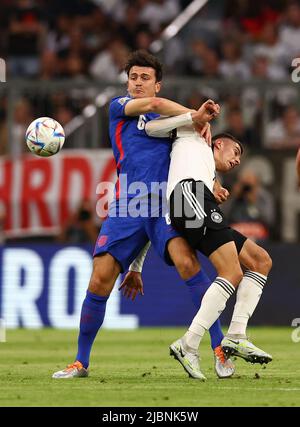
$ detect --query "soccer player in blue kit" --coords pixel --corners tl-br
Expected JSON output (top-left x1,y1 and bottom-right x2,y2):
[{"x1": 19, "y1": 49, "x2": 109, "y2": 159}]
[{"x1": 52, "y1": 50, "x2": 232, "y2": 379}]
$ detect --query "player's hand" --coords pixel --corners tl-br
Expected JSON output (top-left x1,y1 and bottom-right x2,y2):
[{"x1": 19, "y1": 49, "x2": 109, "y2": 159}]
[
  {"x1": 118, "y1": 271, "x2": 144, "y2": 301},
  {"x1": 214, "y1": 187, "x2": 230, "y2": 204},
  {"x1": 197, "y1": 122, "x2": 212, "y2": 146},
  {"x1": 192, "y1": 99, "x2": 220, "y2": 125}
]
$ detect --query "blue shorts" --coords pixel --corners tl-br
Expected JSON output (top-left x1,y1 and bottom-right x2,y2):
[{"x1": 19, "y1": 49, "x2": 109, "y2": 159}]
[{"x1": 93, "y1": 211, "x2": 180, "y2": 272}]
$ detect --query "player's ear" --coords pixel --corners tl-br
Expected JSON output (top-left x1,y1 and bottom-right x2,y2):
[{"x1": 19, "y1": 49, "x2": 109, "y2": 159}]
[
  {"x1": 214, "y1": 139, "x2": 222, "y2": 150},
  {"x1": 155, "y1": 81, "x2": 161, "y2": 94}
]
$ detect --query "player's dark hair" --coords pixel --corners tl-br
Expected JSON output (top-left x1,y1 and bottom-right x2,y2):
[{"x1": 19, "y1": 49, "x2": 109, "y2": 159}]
[
  {"x1": 125, "y1": 50, "x2": 163, "y2": 82},
  {"x1": 212, "y1": 132, "x2": 244, "y2": 155}
]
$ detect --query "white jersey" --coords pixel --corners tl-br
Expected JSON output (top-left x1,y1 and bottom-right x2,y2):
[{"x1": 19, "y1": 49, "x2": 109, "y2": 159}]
[{"x1": 166, "y1": 125, "x2": 216, "y2": 200}]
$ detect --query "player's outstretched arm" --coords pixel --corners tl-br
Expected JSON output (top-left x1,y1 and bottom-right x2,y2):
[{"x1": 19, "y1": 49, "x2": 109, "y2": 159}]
[
  {"x1": 129, "y1": 241, "x2": 151, "y2": 273},
  {"x1": 145, "y1": 99, "x2": 219, "y2": 137},
  {"x1": 125, "y1": 97, "x2": 194, "y2": 117},
  {"x1": 145, "y1": 112, "x2": 194, "y2": 137}
]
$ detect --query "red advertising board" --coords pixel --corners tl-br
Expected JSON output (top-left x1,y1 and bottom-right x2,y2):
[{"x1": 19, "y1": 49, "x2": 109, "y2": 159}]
[{"x1": 0, "y1": 150, "x2": 116, "y2": 237}]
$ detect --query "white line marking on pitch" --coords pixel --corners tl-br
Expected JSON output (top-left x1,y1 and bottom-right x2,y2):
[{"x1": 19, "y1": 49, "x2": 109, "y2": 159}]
[{"x1": 214, "y1": 387, "x2": 300, "y2": 392}]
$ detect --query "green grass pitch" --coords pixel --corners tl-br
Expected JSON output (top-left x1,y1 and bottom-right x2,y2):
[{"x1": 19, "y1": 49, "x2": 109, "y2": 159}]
[{"x1": 0, "y1": 327, "x2": 299, "y2": 407}]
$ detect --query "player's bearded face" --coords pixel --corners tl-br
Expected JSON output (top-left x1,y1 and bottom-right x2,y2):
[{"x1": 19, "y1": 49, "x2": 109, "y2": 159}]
[{"x1": 127, "y1": 66, "x2": 161, "y2": 98}]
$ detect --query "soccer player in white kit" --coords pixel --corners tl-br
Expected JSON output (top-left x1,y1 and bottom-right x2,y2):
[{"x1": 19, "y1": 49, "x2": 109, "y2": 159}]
[
  {"x1": 123, "y1": 108, "x2": 272, "y2": 380},
  {"x1": 147, "y1": 111, "x2": 272, "y2": 379}
]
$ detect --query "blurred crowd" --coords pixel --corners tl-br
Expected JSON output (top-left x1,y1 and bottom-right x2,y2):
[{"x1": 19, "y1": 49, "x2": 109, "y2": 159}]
[
  {"x1": 0, "y1": 0, "x2": 299, "y2": 82},
  {"x1": 0, "y1": 0, "x2": 185, "y2": 80},
  {"x1": 0, "y1": 0, "x2": 300, "y2": 154},
  {"x1": 0, "y1": 0, "x2": 300, "y2": 243}
]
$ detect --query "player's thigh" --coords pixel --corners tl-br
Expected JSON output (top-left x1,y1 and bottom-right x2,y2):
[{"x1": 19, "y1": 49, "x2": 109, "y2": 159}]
[
  {"x1": 229, "y1": 228, "x2": 247, "y2": 254},
  {"x1": 209, "y1": 240, "x2": 243, "y2": 286},
  {"x1": 145, "y1": 214, "x2": 200, "y2": 279},
  {"x1": 94, "y1": 215, "x2": 149, "y2": 273},
  {"x1": 168, "y1": 236, "x2": 200, "y2": 279},
  {"x1": 238, "y1": 238, "x2": 272, "y2": 275}
]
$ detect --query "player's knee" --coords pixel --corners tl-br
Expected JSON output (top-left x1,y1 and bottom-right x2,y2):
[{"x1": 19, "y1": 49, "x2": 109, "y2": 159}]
[
  {"x1": 220, "y1": 266, "x2": 243, "y2": 287},
  {"x1": 88, "y1": 272, "x2": 114, "y2": 297},
  {"x1": 259, "y1": 250, "x2": 272, "y2": 276},
  {"x1": 231, "y1": 268, "x2": 243, "y2": 287},
  {"x1": 175, "y1": 254, "x2": 199, "y2": 280},
  {"x1": 248, "y1": 248, "x2": 272, "y2": 276}
]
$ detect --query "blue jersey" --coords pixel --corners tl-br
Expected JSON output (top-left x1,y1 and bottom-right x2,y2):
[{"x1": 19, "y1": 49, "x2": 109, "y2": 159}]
[
  {"x1": 109, "y1": 95, "x2": 171, "y2": 199},
  {"x1": 93, "y1": 95, "x2": 181, "y2": 270}
]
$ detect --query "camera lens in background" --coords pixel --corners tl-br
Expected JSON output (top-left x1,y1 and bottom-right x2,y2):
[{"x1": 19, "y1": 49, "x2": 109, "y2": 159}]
[
  {"x1": 242, "y1": 184, "x2": 253, "y2": 193},
  {"x1": 78, "y1": 209, "x2": 91, "y2": 221}
]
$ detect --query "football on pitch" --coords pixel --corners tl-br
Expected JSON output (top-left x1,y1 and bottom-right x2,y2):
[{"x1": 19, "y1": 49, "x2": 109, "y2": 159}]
[{"x1": 25, "y1": 117, "x2": 65, "y2": 157}]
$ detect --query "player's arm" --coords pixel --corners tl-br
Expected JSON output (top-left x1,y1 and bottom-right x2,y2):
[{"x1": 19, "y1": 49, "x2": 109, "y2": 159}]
[
  {"x1": 125, "y1": 97, "x2": 219, "y2": 121},
  {"x1": 296, "y1": 148, "x2": 300, "y2": 188},
  {"x1": 145, "y1": 100, "x2": 219, "y2": 138},
  {"x1": 124, "y1": 97, "x2": 193, "y2": 117},
  {"x1": 145, "y1": 113, "x2": 194, "y2": 137},
  {"x1": 118, "y1": 242, "x2": 151, "y2": 301},
  {"x1": 129, "y1": 241, "x2": 151, "y2": 273}
]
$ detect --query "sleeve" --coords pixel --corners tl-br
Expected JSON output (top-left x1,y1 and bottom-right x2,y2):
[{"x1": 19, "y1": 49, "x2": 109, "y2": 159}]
[
  {"x1": 109, "y1": 96, "x2": 132, "y2": 120},
  {"x1": 129, "y1": 241, "x2": 151, "y2": 273},
  {"x1": 145, "y1": 112, "x2": 193, "y2": 138}
]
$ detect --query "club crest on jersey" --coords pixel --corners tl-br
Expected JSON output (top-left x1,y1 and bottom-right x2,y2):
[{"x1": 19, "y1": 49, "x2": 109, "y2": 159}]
[
  {"x1": 118, "y1": 97, "x2": 130, "y2": 105},
  {"x1": 211, "y1": 210, "x2": 223, "y2": 223},
  {"x1": 97, "y1": 235, "x2": 108, "y2": 247}
]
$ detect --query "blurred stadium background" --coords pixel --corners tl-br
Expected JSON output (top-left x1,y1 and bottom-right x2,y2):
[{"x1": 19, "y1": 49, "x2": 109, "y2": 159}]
[{"x1": 0, "y1": 0, "x2": 300, "y2": 333}]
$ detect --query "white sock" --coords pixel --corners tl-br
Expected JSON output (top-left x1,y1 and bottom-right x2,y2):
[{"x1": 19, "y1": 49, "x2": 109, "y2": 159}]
[
  {"x1": 184, "y1": 277, "x2": 235, "y2": 350},
  {"x1": 227, "y1": 271, "x2": 267, "y2": 338}
]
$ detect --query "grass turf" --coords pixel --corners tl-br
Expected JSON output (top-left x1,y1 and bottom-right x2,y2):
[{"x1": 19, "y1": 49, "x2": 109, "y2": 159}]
[{"x1": 0, "y1": 327, "x2": 299, "y2": 407}]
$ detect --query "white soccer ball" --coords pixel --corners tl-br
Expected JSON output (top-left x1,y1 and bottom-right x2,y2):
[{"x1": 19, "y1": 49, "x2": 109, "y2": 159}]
[{"x1": 25, "y1": 117, "x2": 65, "y2": 157}]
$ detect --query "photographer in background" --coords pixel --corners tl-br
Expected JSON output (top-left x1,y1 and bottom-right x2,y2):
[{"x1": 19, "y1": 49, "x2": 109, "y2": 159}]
[
  {"x1": 57, "y1": 199, "x2": 99, "y2": 244},
  {"x1": 227, "y1": 169, "x2": 275, "y2": 241},
  {"x1": 296, "y1": 147, "x2": 300, "y2": 189}
]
